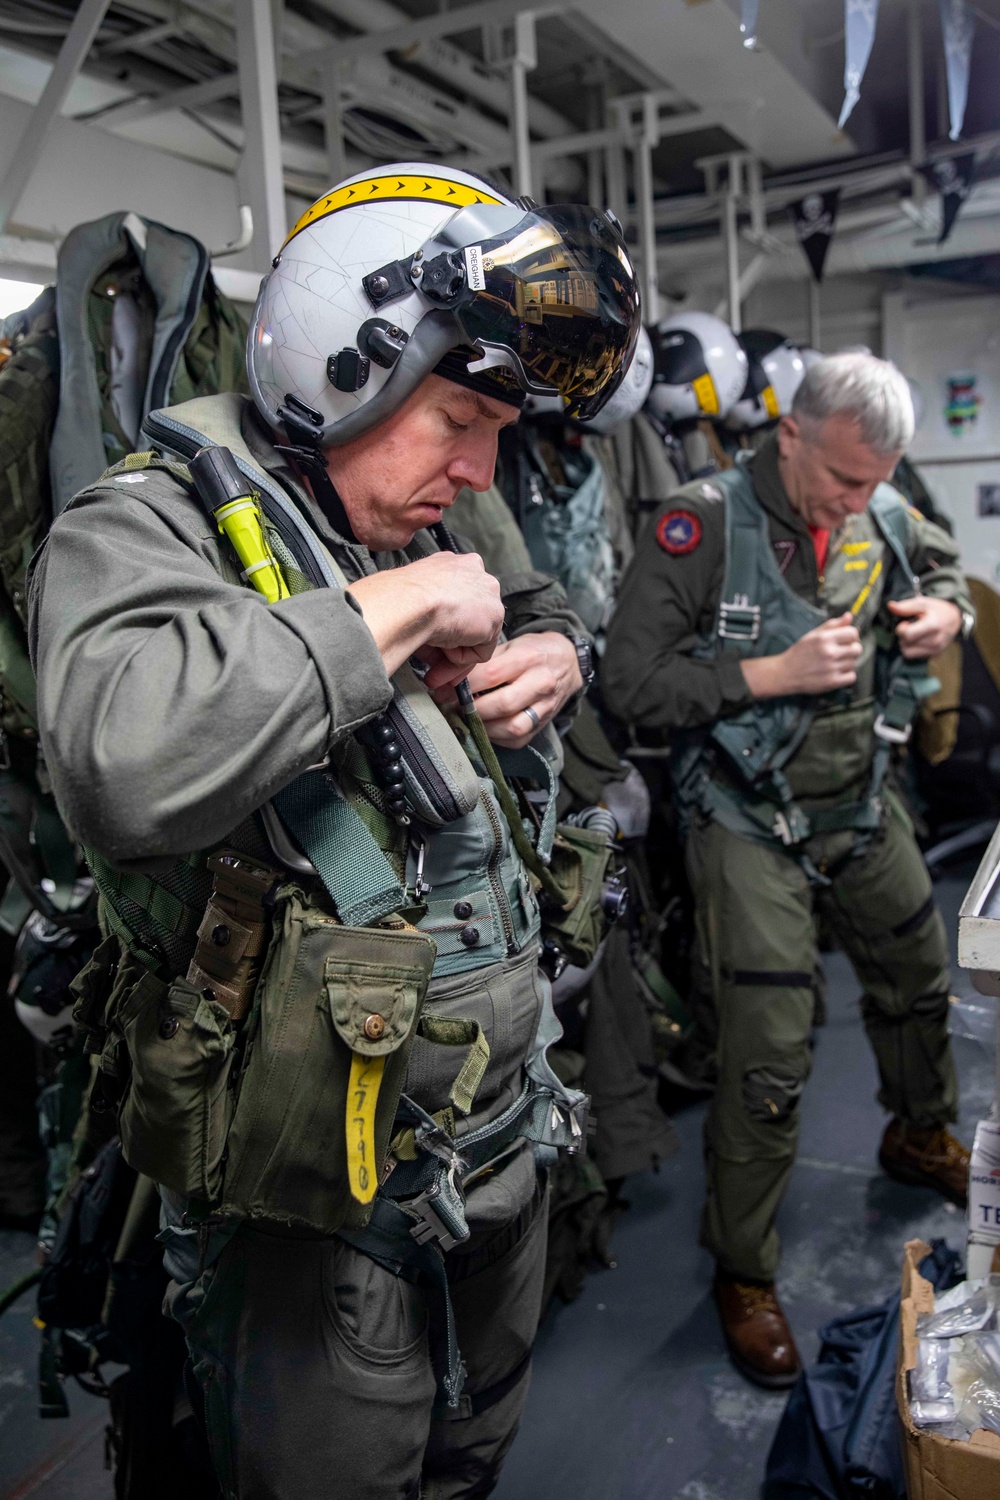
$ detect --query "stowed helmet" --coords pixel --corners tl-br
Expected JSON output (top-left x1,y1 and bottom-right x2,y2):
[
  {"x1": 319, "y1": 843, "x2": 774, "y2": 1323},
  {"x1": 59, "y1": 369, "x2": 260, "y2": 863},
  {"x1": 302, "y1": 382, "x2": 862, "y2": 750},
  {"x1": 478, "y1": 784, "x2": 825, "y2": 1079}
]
[
  {"x1": 10, "y1": 910, "x2": 94, "y2": 1053},
  {"x1": 580, "y1": 325, "x2": 654, "y2": 436},
  {"x1": 523, "y1": 324, "x2": 654, "y2": 432},
  {"x1": 795, "y1": 345, "x2": 823, "y2": 372},
  {"x1": 647, "y1": 311, "x2": 747, "y2": 424},
  {"x1": 727, "y1": 329, "x2": 806, "y2": 430},
  {"x1": 248, "y1": 163, "x2": 641, "y2": 447}
]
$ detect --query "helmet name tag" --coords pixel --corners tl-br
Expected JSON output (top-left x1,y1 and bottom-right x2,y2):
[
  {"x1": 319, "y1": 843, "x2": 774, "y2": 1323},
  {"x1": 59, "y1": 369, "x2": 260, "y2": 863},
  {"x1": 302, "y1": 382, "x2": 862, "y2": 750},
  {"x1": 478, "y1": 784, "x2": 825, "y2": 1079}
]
[{"x1": 464, "y1": 245, "x2": 486, "y2": 292}]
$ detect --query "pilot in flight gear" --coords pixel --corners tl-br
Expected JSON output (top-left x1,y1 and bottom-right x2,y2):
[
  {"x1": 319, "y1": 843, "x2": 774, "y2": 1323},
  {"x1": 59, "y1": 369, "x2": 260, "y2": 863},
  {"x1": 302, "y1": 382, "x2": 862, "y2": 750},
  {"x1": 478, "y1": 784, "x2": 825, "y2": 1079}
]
[
  {"x1": 28, "y1": 164, "x2": 641, "y2": 1499},
  {"x1": 603, "y1": 352, "x2": 973, "y2": 1392}
]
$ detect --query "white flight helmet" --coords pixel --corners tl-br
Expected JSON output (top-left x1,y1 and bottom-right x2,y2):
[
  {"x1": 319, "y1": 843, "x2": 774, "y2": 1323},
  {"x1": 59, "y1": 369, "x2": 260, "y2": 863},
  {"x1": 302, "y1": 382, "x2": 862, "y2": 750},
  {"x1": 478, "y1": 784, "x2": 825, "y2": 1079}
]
[
  {"x1": 727, "y1": 331, "x2": 806, "y2": 431},
  {"x1": 647, "y1": 311, "x2": 747, "y2": 424},
  {"x1": 248, "y1": 163, "x2": 640, "y2": 448},
  {"x1": 579, "y1": 325, "x2": 654, "y2": 436},
  {"x1": 795, "y1": 345, "x2": 823, "y2": 371}
]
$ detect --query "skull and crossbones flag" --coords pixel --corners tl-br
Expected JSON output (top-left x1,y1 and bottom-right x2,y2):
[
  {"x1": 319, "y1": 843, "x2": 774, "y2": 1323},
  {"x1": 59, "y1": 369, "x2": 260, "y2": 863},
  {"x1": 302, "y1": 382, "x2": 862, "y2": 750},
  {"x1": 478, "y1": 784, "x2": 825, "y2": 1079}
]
[
  {"x1": 920, "y1": 153, "x2": 976, "y2": 244},
  {"x1": 789, "y1": 189, "x2": 841, "y2": 283}
]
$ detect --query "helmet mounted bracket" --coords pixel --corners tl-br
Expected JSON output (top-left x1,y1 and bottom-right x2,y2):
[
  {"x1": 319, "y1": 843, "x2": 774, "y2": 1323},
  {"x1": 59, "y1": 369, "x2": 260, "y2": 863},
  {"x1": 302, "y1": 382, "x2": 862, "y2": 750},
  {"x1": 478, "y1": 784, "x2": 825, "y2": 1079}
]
[{"x1": 363, "y1": 250, "x2": 468, "y2": 311}]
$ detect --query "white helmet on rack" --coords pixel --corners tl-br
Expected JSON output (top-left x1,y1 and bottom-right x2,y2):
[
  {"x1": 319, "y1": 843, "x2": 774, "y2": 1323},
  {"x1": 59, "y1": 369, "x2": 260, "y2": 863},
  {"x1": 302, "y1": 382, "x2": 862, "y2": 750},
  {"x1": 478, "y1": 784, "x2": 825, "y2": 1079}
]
[
  {"x1": 579, "y1": 325, "x2": 654, "y2": 436},
  {"x1": 247, "y1": 163, "x2": 640, "y2": 449},
  {"x1": 795, "y1": 345, "x2": 823, "y2": 371},
  {"x1": 647, "y1": 311, "x2": 747, "y2": 424},
  {"x1": 727, "y1": 330, "x2": 806, "y2": 430}
]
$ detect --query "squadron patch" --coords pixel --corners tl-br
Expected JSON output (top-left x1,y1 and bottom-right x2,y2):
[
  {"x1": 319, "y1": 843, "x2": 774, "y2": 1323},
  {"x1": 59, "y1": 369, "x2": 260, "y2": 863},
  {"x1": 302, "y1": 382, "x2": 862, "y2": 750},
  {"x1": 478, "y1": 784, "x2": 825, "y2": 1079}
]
[{"x1": 657, "y1": 508, "x2": 702, "y2": 555}]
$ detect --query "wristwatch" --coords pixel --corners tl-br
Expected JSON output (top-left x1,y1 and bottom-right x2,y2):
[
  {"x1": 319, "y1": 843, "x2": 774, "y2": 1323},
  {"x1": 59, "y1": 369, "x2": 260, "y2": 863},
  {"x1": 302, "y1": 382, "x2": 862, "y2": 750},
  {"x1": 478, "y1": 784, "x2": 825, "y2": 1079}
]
[{"x1": 571, "y1": 633, "x2": 595, "y2": 691}]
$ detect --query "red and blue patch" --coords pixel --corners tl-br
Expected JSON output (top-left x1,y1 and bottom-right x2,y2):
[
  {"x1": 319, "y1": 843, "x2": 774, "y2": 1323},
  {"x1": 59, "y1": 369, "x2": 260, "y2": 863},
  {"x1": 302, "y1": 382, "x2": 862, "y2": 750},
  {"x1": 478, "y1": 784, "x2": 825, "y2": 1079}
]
[{"x1": 656, "y1": 508, "x2": 702, "y2": 556}]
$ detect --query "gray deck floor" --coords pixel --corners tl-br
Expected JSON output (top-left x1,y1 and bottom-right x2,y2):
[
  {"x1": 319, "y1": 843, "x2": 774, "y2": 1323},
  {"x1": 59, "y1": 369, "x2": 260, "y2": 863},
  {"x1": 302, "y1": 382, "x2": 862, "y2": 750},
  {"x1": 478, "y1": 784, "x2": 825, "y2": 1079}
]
[{"x1": 1, "y1": 866, "x2": 994, "y2": 1499}]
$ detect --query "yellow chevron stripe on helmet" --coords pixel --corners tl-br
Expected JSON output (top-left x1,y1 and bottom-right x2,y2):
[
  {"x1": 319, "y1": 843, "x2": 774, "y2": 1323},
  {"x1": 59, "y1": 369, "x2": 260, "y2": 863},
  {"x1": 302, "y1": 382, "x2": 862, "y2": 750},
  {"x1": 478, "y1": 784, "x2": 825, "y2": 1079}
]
[{"x1": 284, "y1": 174, "x2": 503, "y2": 249}]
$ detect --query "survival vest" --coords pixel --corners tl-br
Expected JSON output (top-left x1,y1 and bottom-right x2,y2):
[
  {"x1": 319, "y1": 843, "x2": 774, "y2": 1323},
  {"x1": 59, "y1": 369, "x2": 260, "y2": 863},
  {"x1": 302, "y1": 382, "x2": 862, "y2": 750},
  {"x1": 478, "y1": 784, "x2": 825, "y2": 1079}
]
[
  {"x1": 87, "y1": 392, "x2": 556, "y2": 980},
  {"x1": 671, "y1": 460, "x2": 939, "y2": 882},
  {"x1": 503, "y1": 426, "x2": 618, "y2": 640},
  {"x1": 0, "y1": 213, "x2": 248, "y2": 931}
]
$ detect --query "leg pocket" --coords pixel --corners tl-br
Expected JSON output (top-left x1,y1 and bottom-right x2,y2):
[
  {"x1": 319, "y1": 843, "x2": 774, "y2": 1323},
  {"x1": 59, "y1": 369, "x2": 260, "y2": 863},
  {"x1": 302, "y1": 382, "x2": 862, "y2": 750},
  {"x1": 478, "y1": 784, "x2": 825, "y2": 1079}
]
[{"x1": 324, "y1": 1238, "x2": 430, "y2": 1365}]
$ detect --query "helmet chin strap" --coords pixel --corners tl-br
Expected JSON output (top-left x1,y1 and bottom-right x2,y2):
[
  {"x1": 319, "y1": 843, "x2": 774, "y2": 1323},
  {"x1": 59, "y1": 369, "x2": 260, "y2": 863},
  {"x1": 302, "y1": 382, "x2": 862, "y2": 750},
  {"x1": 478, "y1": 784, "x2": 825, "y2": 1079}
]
[{"x1": 275, "y1": 394, "x2": 359, "y2": 544}]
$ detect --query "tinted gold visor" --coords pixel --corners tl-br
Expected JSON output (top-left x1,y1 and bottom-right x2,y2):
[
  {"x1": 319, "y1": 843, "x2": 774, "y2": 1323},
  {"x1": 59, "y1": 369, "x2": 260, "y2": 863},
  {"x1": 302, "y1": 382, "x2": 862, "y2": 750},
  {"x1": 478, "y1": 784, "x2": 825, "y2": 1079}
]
[{"x1": 451, "y1": 205, "x2": 640, "y2": 419}]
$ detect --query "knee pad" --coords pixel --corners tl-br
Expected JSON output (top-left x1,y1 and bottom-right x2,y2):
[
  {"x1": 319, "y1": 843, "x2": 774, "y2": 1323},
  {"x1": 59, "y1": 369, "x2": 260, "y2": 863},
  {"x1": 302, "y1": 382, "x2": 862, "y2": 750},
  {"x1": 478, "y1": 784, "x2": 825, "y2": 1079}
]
[{"x1": 742, "y1": 1065, "x2": 807, "y2": 1124}]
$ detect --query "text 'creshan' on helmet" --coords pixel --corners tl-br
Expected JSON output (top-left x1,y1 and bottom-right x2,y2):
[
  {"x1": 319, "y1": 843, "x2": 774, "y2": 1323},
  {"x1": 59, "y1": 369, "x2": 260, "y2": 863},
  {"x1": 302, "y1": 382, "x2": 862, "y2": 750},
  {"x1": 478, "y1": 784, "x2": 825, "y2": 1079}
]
[
  {"x1": 646, "y1": 311, "x2": 748, "y2": 425},
  {"x1": 247, "y1": 163, "x2": 642, "y2": 449},
  {"x1": 726, "y1": 329, "x2": 806, "y2": 431}
]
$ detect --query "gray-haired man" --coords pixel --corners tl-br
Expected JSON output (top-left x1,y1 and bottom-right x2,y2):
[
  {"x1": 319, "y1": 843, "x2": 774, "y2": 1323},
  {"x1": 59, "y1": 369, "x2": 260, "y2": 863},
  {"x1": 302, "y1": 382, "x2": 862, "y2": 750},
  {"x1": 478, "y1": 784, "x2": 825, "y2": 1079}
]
[{"x1": 603, "y1": 353, "x2": 972, "y2": 1387}]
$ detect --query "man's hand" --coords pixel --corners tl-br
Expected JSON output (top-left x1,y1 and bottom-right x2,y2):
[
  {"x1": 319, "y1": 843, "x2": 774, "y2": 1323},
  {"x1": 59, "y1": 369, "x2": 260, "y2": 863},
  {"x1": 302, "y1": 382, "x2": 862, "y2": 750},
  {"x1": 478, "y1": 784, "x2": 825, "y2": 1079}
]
[
  {"x1": 741, "y1": 613, "x2": 863, "y2": 699},
  {"x1": 347, "y1": 553, "x2": 504, "y2": 680},
  {"x1": 426, "y1": 632, "x2": 583, "y2": 748},
  {"x1": 887, "y1": 596, "x2": 963, "y2": 659}
]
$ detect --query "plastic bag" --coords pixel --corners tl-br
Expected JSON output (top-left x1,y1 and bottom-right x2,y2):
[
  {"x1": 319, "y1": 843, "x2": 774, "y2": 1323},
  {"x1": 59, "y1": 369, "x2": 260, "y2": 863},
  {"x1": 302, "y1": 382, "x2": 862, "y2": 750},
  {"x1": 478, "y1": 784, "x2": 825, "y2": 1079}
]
[
  {"x1": 909, "y1": 1336, "x2": 955, "y2": 1425},
  {"x1": 917, "y1": 1275, "x2": 1000, "y2": 1338}
]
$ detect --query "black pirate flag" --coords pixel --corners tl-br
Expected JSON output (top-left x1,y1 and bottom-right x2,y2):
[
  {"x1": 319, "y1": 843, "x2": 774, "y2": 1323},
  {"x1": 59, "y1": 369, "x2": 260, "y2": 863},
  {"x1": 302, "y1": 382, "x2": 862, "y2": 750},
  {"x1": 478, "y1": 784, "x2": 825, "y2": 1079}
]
[
  {"x1": 920, "y1": 153, "x2": 976, "y2": 244},
  {"x1": 788, "y1": 188, "x2": 841, "y2": 283}
]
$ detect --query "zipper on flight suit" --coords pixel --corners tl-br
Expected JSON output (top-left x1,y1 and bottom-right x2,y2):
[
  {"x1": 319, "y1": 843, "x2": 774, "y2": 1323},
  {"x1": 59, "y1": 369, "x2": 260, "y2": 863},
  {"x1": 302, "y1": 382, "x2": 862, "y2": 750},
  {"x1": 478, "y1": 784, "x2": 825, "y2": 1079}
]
[{"x1": 479, "y1": 787, "x2": 518, "y2": 956}]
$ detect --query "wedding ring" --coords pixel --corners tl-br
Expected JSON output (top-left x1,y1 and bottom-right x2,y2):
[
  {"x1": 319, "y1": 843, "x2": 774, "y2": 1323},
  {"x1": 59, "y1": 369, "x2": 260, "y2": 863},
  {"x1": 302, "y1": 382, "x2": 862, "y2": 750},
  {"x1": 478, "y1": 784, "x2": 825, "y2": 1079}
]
[{"x1": 523, "y1": 705, "x2": 540, "y2": 731}]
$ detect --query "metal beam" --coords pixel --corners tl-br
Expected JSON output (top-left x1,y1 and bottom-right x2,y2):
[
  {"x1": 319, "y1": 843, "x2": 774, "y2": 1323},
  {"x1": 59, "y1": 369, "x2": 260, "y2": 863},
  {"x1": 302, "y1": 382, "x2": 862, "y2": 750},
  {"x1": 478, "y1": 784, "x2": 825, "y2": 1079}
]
[
  {"x1": 0, "y1": 0, "x2": 113, "y2": 234},
  {"x1": 634, "y1": 94, "x2": 659, "y2": 323},
  {"x1": 808, "y1": 279, "x2": 821, "y2": 348},
  {"x1": 909, "y1": 0, "x2": 927, "y2": 204},
  {"x1": 323, "y1": 63, "x2": 348, "y2": 186},
  {"x1": 327, "y1": 0, "x2": 564, "y2": 63},
  {"x1": 510, "y1": 13, "x2": 536, "y2": 200},
  {"x1": 99, "y1": 18, "x2": 183, "y2": 58},
  {"x1": 93, "y1": 73, "x2": 241, "y2": 128},
  {"x1": 235, "y1": 0, "x2": 287, "y2": 270}
]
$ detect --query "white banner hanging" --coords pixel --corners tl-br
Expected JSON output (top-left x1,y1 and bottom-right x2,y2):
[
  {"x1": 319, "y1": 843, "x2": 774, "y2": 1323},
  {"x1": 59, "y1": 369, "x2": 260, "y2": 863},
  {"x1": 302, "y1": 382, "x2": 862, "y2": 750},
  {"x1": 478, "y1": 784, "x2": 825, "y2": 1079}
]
[
  {"x1": 740, "y1": 0, "x2": 760, "y2": 50},
  {"x1": 939, "y1": 0, "x2": 976, "y2": 141},
  {"x1": 838, "y1": 0, "x2": 881, "y2": 129}
]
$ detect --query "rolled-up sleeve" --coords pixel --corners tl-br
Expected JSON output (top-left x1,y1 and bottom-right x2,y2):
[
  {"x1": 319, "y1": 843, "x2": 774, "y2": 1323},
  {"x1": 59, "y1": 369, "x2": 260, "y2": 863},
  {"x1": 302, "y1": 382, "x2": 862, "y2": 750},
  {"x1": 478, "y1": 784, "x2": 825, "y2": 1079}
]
[{"x1": 28, "y1": 477, "x2": 391, "y2": 863}]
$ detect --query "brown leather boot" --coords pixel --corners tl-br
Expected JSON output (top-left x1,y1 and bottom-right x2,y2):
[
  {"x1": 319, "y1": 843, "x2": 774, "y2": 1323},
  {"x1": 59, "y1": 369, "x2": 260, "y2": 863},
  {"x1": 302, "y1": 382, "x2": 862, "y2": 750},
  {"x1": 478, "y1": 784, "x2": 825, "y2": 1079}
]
[
  {"x1": 713, "y1": 1273, "x2": 801, "y2": 1389},
  {"x1": 878, "y1": 1119, "x2": 970, "y2": 1207}
]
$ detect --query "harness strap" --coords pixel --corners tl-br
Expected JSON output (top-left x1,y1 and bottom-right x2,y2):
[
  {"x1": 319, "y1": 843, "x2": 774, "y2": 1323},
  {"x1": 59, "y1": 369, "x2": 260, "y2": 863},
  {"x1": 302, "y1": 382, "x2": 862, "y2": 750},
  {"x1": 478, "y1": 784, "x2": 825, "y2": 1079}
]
[
  {"x1": 338, "y1": 1196, "x2": 466, "y2": 1410},
  {"x1": 270, "y1": 768, "x2": 405, "y2": 927}
]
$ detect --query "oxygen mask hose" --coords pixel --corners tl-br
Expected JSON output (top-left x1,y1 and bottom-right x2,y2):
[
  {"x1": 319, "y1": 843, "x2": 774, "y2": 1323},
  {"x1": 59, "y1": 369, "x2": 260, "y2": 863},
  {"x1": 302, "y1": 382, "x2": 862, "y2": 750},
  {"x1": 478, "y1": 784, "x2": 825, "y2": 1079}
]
[{"x1": 189, "y1": 446, "x2": 290, "y2": 605}]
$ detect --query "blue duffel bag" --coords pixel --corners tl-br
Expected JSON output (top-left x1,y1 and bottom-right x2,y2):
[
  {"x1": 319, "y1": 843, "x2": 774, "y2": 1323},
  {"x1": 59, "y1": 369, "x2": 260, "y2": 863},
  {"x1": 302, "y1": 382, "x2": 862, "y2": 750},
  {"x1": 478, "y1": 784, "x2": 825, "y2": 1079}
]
[{"x1": 763, "y1": 1240, "x2": 962, "y2": 1500}]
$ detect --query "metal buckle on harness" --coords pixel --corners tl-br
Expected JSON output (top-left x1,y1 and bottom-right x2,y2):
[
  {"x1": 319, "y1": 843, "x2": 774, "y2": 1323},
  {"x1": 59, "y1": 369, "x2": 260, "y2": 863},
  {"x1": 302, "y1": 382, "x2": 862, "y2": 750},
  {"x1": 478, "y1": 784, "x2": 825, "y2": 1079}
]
[
  {"x1": 408, "y1": 1179, "x2": 463, "y2": 1252},
  {"x1": 718, "y1": 594, "x2": 761, "y2": 643},
  {"x1": 773, "y1": 811, "x2": 796, "y2": 846},
  {"x1": 874, "y1": 713, "x2": 912, "y2": 746}
]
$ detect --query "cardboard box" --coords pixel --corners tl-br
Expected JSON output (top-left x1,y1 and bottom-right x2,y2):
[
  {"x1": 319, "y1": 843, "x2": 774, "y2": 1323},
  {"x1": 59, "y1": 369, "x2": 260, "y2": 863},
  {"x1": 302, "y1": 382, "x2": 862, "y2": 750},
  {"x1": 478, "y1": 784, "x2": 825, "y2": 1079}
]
[{"x1": 897, "y1": 1238, "x2": 1000, "y2": 1499}]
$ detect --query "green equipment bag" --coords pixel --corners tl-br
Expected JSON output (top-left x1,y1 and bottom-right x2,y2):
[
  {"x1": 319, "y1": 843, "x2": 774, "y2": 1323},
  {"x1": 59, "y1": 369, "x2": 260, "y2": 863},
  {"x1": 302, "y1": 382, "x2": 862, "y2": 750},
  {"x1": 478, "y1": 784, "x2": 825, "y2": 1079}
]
[{"x1": 0, "y1": 216, "x2": 249, "y2": 932}]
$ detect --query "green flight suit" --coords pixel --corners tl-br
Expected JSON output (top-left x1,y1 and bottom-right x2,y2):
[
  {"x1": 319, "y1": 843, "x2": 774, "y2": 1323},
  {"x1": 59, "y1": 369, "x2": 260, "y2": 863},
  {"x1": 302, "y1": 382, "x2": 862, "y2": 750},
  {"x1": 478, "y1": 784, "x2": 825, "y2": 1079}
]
[
  {"x1": 603, "y1": 435, "x2": 971, "y2": 1281},
  {"x1": 28, "y1": 395, "x2": 587, "y2": 1499}
]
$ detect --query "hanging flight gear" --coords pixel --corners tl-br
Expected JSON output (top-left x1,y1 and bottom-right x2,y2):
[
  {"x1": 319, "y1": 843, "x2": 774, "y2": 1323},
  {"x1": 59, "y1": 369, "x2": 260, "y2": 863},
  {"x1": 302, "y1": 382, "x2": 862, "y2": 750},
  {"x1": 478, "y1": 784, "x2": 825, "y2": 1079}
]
[
  {"x1": 727, "y1": 330, "x2": 806, "y2": 432},
  {"x1": 0, "y1": 215, "x2": 248, "y2": 1496},
  {"x1": 647, "y1": 311, "x2": 748, "y2": 424}
]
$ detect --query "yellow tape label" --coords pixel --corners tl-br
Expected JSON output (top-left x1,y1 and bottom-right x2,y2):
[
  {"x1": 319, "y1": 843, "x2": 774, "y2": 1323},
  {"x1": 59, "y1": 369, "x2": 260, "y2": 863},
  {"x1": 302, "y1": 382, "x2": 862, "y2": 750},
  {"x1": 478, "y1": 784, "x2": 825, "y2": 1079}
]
[
  {"x1": 843, "y1": 559, "x2": 869, "y2": 572},
  {"x1": 843, "y1": 541, "x2": 871, "y2": 555},
  {"x1": 692, "y1": 372, "x2": 719, "y2": 415},
  {"x1": 347, "y1": 1052, "x2": 386, "y2": 1204},
  {"x1": 850, "y1": 557, "x2": 883, "y2": 617},
  {"x1": 762, "y1": 384, "x2": 780, "y2": 419},
  {"x1": 285, "y1": 175, "x2": 502, "y2": 248}
]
